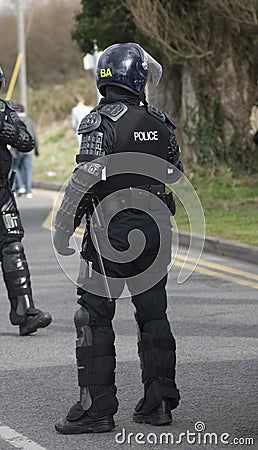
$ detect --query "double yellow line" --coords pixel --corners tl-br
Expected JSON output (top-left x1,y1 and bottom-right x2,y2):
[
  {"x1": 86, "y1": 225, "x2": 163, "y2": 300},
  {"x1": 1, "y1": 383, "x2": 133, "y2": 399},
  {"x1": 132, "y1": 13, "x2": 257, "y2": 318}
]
[{"x1": 174, "y1": 254, "x2": 258, "y2": 290}]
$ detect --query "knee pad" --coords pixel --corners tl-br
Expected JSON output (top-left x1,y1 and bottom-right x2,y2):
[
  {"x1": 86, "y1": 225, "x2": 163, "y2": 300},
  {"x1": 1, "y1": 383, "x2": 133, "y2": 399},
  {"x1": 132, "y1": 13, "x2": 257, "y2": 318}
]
[
  {"x1": 74, "y1": 306, "x2": 92, "y2": 347},
  {"x1": 2, "y1": 241, "x2": 25, "y2": 272}
]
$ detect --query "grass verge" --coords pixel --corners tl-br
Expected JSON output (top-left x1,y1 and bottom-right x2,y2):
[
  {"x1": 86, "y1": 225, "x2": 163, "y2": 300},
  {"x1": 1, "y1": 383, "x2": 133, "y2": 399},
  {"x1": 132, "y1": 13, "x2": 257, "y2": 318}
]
[
  {"x1": 33, "y1": 119, "x2": 78, "y2": 183},
  {"x1": 175, "y1": 167, "x2": 258, "y2": 246}
]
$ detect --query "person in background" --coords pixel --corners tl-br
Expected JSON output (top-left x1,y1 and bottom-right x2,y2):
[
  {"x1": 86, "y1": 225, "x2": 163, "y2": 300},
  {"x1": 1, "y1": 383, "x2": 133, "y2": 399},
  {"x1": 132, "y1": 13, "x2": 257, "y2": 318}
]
[
  {"x1": 71, "y1": 94, "x2": 93, "y2": 146},
  {"x1": 0, "y1": 65, "x2": 52, "y2": 335},
  {"x1": 12, "y1": 105, "x2": 39, "y2": 198},
  {"x1": 249, "y1": 100, "x2": 258, "y2": 146}
]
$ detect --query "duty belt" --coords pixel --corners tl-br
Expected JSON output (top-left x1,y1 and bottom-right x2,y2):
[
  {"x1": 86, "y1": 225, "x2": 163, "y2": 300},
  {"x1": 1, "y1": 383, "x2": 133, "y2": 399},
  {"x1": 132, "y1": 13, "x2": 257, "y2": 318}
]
[{"x1": 99, "y1": 184, "x2": 166, "y2": 216}]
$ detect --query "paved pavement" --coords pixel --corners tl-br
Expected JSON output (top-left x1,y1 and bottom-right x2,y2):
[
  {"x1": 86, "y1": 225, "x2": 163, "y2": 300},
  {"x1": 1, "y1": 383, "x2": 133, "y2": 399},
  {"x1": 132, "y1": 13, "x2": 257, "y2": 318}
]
[{"x1": 0, "y1": 189, "x2": 257, "y2": 450}]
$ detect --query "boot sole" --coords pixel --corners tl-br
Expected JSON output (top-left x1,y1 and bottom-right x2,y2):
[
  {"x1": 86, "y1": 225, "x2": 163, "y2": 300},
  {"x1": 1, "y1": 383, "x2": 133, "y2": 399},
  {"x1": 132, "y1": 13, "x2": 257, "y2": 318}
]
[
  {"x1": 19, "y1": 315, "x2": 52, "y2": 336},
  {"x1": 133, "y1": 412, "x2": 172, "y2": 426},
  {"x1": 55, "y1": 418, "x2": 115, "y2": 434}
]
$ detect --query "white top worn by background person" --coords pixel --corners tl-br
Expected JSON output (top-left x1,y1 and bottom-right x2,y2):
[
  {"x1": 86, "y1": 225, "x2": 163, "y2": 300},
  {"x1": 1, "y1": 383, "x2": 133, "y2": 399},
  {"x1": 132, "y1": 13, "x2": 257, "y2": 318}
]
[
  {"x1": 71, "y1": 94, "x2": 93, "y2": 145},
  {"x1": 249, "y1": 103, "x2": 258, "y2": 136}
]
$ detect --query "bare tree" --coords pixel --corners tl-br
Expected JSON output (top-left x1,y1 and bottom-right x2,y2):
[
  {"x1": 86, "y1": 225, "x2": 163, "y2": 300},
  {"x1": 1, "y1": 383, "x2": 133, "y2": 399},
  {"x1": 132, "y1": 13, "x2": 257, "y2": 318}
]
[
  {"x1": 123, "y1": 0, "x2": 258, "y2": 167},
  {"x1": 123, "y1": 0, "x2": 258, "y2": 66}
]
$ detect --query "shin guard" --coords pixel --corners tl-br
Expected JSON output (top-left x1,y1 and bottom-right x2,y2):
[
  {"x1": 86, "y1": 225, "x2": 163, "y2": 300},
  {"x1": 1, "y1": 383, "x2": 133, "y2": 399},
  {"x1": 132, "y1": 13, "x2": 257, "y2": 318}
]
[
  {"x1": 73, "y1": 305, "x2": 117, "y2": 418},
  {"x1": 135, "y1": 312, "x2": 180, "y2": 411},
  {"x1": 2, "y1": 241, "x2": 34, "y2": 325},
  {"x1": 74, "y1": 306, "x2": 93, "y2": 411}
]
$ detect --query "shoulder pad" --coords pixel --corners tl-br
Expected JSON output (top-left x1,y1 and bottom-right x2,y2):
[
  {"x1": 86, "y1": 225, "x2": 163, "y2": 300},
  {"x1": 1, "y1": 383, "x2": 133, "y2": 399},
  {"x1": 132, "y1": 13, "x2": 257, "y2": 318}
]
[
  {"x1": 99, "y1": 102, "x2": 128, "y2": 121},
  {"x1": 78, "y1": 111, "x2": 102, "y2": 134},
  {"x1": 147, "y1": 105, "x2": 166, "y2": 122},
  {"x1": 164, "y1": 112, "x2": 176, "y2": 130},
  {"x1": 5, "y1": 100, "x2": 20, "y2": 111},
  {"x1": 0, "y1": 99, "x2": 6, "y2": 112}
]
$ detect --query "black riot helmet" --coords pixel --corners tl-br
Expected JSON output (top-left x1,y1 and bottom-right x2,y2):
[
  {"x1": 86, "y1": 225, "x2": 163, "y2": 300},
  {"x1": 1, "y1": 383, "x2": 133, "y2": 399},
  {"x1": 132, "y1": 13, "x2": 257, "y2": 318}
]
[
  {"x1": 0, "y1": 65, "x2": 5, "y2": 90},
  {"x1": 96, "y1": 43, "x2": 162, "y2": 96}
]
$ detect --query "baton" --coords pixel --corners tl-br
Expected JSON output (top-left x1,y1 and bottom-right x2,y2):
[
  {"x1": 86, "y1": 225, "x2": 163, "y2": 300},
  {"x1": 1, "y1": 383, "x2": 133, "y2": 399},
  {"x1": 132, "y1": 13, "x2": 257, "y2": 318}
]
[
  {"x1": 9, "y1": 170, "x2": 16, "y2": 189},
  {"x1": 90, "y1": 198, "x2": 113, "y2": 303}
]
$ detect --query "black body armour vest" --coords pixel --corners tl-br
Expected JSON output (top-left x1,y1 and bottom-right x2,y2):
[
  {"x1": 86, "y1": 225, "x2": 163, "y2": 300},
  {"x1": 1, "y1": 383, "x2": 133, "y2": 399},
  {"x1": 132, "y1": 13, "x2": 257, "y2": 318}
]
[{"x1": 97, "y1": 104, "x2": 169, "y2": 197}]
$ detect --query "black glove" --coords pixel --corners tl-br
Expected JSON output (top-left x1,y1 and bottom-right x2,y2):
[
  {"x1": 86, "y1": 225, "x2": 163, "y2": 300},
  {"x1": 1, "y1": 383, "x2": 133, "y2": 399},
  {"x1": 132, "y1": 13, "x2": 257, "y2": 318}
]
[{"x1": 53, "y1": 228, "x2": 75, "y2": 256}]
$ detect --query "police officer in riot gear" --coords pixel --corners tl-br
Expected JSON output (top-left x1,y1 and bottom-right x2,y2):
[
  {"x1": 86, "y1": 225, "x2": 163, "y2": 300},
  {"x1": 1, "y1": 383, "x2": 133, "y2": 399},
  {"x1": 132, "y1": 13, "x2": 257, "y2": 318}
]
[
  {"x1": 54, "y1": 43, "x2": 183, "y2": 434},
  {"x1": 0, "y1": 65, "x2": 52, "y2": 335}
]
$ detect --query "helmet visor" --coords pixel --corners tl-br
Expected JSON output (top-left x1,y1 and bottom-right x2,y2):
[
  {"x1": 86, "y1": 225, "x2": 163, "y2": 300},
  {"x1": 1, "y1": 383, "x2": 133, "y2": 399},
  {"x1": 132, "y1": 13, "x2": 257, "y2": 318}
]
[{"x1": 132, "y1": 44, "x2": 163, "y2": 86}]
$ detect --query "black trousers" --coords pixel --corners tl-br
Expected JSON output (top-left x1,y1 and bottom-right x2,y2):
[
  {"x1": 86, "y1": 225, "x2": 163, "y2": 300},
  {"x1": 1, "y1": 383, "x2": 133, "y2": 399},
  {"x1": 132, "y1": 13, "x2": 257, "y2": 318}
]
[{"x1": 73, "y1": 209, "x2": 180, "y2": 419}]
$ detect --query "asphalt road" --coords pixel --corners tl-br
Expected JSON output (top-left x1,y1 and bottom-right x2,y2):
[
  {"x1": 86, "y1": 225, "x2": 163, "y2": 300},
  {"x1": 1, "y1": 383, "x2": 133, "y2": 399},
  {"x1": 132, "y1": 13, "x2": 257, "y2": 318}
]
[{"x1": 0, "y1": 190, "x2": 257, "y2": 450}]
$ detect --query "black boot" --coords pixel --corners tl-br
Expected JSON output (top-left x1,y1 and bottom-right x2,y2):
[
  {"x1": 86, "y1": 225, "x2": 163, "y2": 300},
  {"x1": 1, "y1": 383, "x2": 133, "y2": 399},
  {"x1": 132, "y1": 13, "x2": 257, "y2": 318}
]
[
  {"x1": 55, "y1": 415, "x2": 115, "y2": 434},
  {"x1": 19, "y1": 308, "x2": 52, "y2": 336},
  {"x1": 133, "y1": 399, "x2": 172, "y2": 426},
  {"x1": 55, "y1": 401, "x2": 115, "y2": 434}
]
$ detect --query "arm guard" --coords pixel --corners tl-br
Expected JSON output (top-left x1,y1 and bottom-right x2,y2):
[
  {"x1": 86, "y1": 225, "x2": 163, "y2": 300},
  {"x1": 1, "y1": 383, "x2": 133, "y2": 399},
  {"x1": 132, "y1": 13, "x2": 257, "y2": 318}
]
[
  {"x1": 147, "y1": 105, "x2": 183, "y2": 181},
  {"x1": 54, "y1": 159, "x2": 106, "y2": 235},
  {"x1": 165, "y1": 113, "x2": 184, "y2": 182},
  {"x1": 0, "y1": 100, "x2": 35, "y2": 152}
]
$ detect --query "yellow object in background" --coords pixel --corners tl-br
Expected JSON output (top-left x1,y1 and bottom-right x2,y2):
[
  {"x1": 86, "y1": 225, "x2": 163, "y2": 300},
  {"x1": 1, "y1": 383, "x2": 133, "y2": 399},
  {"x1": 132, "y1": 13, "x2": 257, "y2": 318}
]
[{"x1": 5, "y1": 53, "x2": 23, "y2": 101}]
